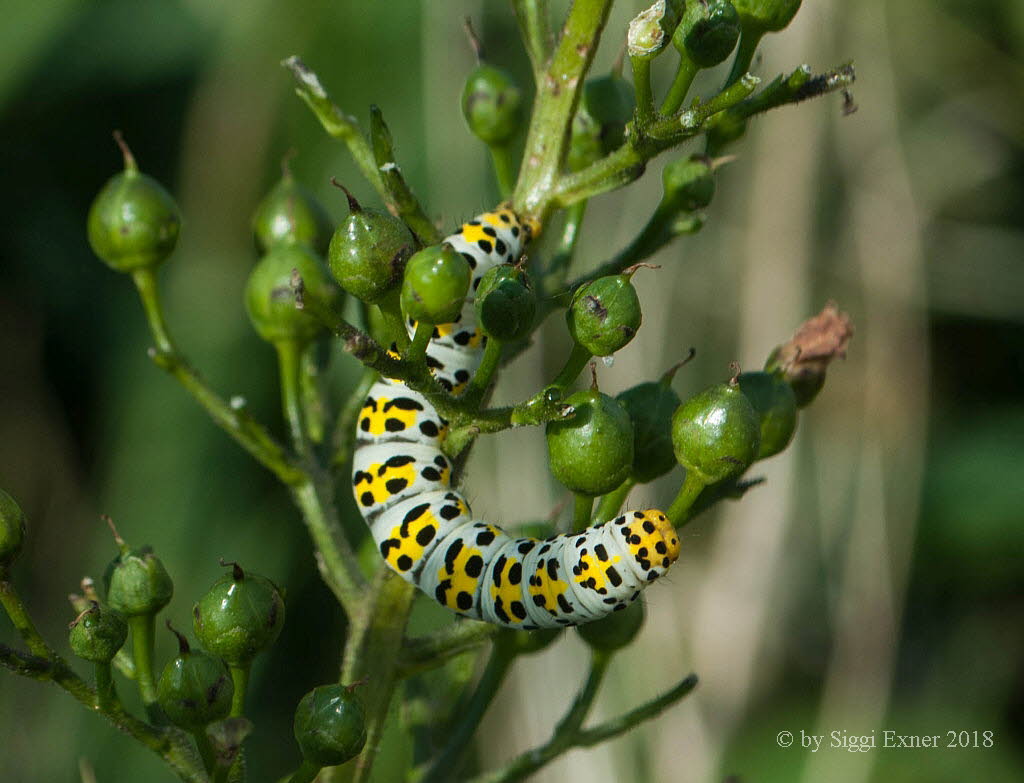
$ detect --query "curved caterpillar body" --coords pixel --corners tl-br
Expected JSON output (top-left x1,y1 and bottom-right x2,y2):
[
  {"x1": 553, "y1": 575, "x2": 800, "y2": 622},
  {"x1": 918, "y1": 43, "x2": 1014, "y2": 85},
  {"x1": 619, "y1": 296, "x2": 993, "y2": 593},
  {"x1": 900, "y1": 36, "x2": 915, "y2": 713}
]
[{"x1": 352, "y1": 206, "x2": 681, "y2": 629}]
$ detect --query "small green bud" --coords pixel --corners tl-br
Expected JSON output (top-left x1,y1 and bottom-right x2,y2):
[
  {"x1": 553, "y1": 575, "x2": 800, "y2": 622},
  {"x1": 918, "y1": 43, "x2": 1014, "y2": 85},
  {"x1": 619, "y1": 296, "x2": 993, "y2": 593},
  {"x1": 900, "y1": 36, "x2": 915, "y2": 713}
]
[
  {"x1": 461, "y1": 64, "x2": 524, "y2": 147},
  {"x1": 400, "y1": 243, "x2": 471, "y2": 325},
  {"x1": 627, "y1": 0, "x2": 685, "y2": 60},
  {"x1": 567, "y1": 275, "x2": 642, "y2": 357},
  {"x1": 69, "y1": 602, "x2": 128, "y2": 664},
  {"x1": 737, "y1": 371, "x2": 797, "y2": 459},
  {"x1": 546, "y1": 390, "x2": 634, "y2": 497},
  {"x1": 245, "y1": 244, "x2": 341, "y2": 345},
  {"x1": 732, "y1": 0, "x2": 802, "y2": 33},
  {"x1": 193, "y1": 561, "x2": 285, "y2": 666},
  {"x1": 569, "y1": 75, "x2": 635, "y2": 171},
  {"x1": 673, "y1": 0, "x2": 741, "y2": 68},
  {"x1": 294, "y1": 684, "x2": 367, "y2": 767},
  {"x1": 475, "y1": 265, "x2": 536, "y2": 342},
  {"x1": 617, "y1": 377, "x2": 682, "y2": 483},
  {"x1": 87, "y1": 134, "x2": 181, "y2": 273},
  {"x1": 104, "y1": 539, "x2": 173, "y2": 618},
  {"x1": 157, "y1": 624, "x2": 234, "y2": 730},
  {"x1": 672, "y1": 377, "x2": 760, "y2": 484},
  {"x1": 327, "y1": 186, "x2": 414, "y2": 305},
  {"x1": 662, "y1": 155, "x2": 716, "y2": 213},
  {"x1": 252, "y1": 166, "x2": 333, "y2": 256},
  {"x1": 0, "y1": 488, "x2": 26, "y2": 567},
  {"x1": 576, "y1": 600, "x2": 644, "y2": 652}
]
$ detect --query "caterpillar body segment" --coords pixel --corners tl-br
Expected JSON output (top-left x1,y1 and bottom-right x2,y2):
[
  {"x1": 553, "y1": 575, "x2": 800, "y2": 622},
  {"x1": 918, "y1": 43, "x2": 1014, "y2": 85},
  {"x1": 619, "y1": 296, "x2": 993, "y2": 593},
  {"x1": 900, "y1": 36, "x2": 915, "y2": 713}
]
[{"x1": 352, "y1": 206, "x2": 681, "y2": 628}]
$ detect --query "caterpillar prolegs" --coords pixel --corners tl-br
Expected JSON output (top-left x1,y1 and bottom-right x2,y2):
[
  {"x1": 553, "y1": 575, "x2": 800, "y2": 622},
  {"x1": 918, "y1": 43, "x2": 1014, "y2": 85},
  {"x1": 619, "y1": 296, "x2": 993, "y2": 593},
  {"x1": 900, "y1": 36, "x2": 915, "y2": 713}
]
[{"x1": 352, "y1": 206, "x2": 681, "y2": 629}]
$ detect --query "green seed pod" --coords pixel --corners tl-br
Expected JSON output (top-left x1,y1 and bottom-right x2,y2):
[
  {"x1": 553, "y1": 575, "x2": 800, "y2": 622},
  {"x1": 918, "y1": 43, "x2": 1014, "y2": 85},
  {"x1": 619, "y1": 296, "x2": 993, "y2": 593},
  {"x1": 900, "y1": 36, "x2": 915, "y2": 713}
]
[
  {"x1": 294, "y1": 684, "x2": 368, "y2": 767},
  {"x1": 252, "y1": 168, "x2": 333, "y2": 256},
  {"x1": 617, "y1": 377, "x2": 682, "y2": 483},
  {"x1": 627, "y1": 0, "x2": 685, "y2": 60},
  {"x1": 569, "y1": 75, "x2": 635, "y2": 171},
  {"x1": 705, "y1": 111, "x2": 748, "y2": 156},
  {"x1": 732, "y1": 0, "x2": 802, "y2": 33},
  {"x1": 475, "y1": 265, "x2": 536, "y2": 342},
  {"x1": 673, "y1": 0, "x2": 741, "y2": 68},
  {"x1": 400, "y1": 243, "x2": 471, "y2": 325},
  {"x1": 566, "y1": 275, "x2": 642, "y2": 357},
  {"x1": 87, "y1": 135, "x2": 181, "y2": 273},
  {"x1": 157, "y1": 625, "x2": 234, "y2": 730},
  {"x1": 672, "y1": 380, "x2": 761, "y2": 484},
  {"x1": 69, "y1": 602, "x2": 128, "y2": 664},
  {"x1": 0, "y1": 488, "x2": 26, "y2": 568},
  {"x1": 576, "y1": 599, "x2": 645, "y2": 652},
  {"x1": 546, "y1": 390, "x2": 635, "y2": 497},
  {"x1": 737, "y1": 371, "x2": 798, "y2": 459},
  {"x1": 245, "y1": 243, "x2": 341, "y2": 345},
  {"x1": 327, "y1": 188, "x2": 414, "y2": 305},
  {"x1": 662, "y1": 155, "x2": 716, "y2": 213},
  {"x1": 104, "y1": 544, "x2": 173, "y2": 618},
  {"x1": 461, "y1": 63, "x2": 524, "y2": 147},
  {"x1": 193, "y1": 561, "x2": 285, "y2": 666}
]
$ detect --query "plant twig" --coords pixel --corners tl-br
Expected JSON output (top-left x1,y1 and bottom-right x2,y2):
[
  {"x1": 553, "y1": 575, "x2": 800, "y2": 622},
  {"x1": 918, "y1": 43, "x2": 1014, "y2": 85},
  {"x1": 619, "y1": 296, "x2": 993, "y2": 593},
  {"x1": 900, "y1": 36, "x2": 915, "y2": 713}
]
[
  {"x1": 512, "y1": 0, "x2": 553, "y2": 79},
  {"x1": 398, "y1": 621, "x2": 501, "y2": 678}
]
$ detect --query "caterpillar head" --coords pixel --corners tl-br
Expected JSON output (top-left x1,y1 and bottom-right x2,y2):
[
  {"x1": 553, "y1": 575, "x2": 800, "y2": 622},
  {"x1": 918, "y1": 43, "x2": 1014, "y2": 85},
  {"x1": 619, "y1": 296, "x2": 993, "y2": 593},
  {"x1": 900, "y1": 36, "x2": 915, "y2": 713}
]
[{"x1": 622, "y1": 509, "x2": 681, "y2": 579}]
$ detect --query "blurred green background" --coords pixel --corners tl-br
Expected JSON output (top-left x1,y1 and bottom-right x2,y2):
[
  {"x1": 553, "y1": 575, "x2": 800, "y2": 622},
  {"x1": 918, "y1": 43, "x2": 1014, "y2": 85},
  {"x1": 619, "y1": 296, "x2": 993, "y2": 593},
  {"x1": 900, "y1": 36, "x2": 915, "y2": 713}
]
[{"x1": 1, "y1": 1, "x2": 1022, "y2": 781}]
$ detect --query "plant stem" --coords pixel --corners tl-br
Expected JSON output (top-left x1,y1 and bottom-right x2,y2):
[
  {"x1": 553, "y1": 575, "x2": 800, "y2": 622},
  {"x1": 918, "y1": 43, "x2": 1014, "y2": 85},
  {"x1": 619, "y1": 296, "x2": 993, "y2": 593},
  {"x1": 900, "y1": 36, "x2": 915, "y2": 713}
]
[
  {"x1": 512, "y1": 0, "x2": 552, "y2": 79},
  {"x1": 398, "y1": 621, "x2": 501, "y2": 678},
  {"x1": 723, "y1": 25, "x2": 764, "y2": 88},
  {"x1": 132, "y1": 268, "x2": 174, "y2": 355},
  {"x1": 630, "y1": 56, "x2": 655, "y2": 123},
  {"x1": 332, "y1": 366, "x2": 378, "y2": 470},
  {"x1": 95, "y1": 661, "x2": 117, "y2": 712},
  {"x1": 377, "y1": 295, "x2": 412, "y2": 352},
  {"x1": 542, "y1": 200, "x2": 587, "y2": 295},
  {"x1": 406, "y1": 321, "x2": 434, "y2": 365},
  {"x1": 228, "y1": 664, "x2": 250, "y2": 718},
  {"x1": 489, "y1": 145, "x2": 517, "y2": 200},
  {"x1": 551, "y1": 342, "x2": 593, "y2": 390},
  {"x1": 128, "y1": 614, "x2": 162, "y2": 724},
  {"x1": 660, "y1": 52, "x2": 699, "y2": 116},
  {"x1": 592, "y1": 477, "x2": 635, "y2": 522},
  {"x1": 573, "y1": 672, "x2": 698, "y2": 745},
  {"x1": 288, "y1": 760, "x2": 323, "y2": 783},
  {"x1": 666, "y1": 468, "x2": 706, "y2": 524},
  {"x1": 0, "y1": 574, "x2": 51, "y2": 658},
  {"x1": 572, "y1": 493, "x2": 594, "y2": 532},
  {"x1": 192, "y1": 729, "x2": 216, "y2": 774},
  {"x1": 276, "y1": 340, "x2": 310, "y2": 459},
  {"x1": 464, "y1": 337, "x2": 503, "y2": 408}
]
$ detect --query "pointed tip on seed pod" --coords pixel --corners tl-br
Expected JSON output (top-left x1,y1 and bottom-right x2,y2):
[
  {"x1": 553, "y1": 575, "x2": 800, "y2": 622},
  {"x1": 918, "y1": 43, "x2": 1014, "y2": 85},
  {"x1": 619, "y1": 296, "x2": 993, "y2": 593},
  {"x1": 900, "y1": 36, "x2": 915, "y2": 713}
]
[
  {"x1": 165, "y1": 619, "x2": 191, "y2": 655},
  {"x1": 765, "y1": 302, "x2": 853, "y2": 407},
  {"x1": 111, "y1": 129, "x2": 138, "y2": 173},
  {"x1": 0, "y1": 488, "x2": 27, "y2": 568}
]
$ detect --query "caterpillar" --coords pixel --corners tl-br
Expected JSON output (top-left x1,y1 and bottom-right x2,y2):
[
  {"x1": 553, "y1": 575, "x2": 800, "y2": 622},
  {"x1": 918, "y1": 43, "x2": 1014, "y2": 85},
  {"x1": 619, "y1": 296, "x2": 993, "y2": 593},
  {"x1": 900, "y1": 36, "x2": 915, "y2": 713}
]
[{"x1": 352, "y1": 205, "x2": 681, "y2": 629}]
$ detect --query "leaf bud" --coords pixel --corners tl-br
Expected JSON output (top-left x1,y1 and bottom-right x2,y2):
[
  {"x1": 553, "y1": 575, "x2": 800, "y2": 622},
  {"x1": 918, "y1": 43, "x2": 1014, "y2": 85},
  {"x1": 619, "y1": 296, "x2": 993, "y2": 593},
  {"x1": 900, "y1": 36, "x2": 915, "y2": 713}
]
[
  {"x1": 475, "y1": 264, "x2": 536, "y2": 342},
  {"x1": 576, "y1": 599, "x2": 645, "y2": 652},
  {"x1": 193, "y1": 561, "x2": 285, "y2": 666},
  {"x1": 252, "y1": 163, "x2": 333, "y2": 256},
  {"x1": 566, "y1": 274, "x2": 642, "y2": 357},
  {"x1": 400, "y1": 243, "x2": 471, "y2": 325},
  {"x1": 627, "y1": 1, "x2": 685, "y2": 60},
  {"x1": 546, "y1": 389, "x2": 635, "y2": 497},
  {"x1": 294, "y1": 684, "x2": 368, "y2": 767},
  {"x1": 672, "y1": 376, "x2": 760, "y2": 484},
  {"x1": 0, "y1": 488, "x2": 26, "y2": 568},
  {"x1": 157, "y1": 623, "x2": 234, "y2": 730},
  {"x1": 461, "y1": 63, "x2": 524, "y2": 147},
  {"x1": 662, "y1": 155, "x2": 716, "y2": 213},
  {"x1": 673, "y1": 0, "x2": 741, "y2": 68},
  {"x1": 737, "y1": 370, "x2": 798, "y2": 459},
  {"x1": 69, "y1": 602, "x2": 128, "y2": 664}
]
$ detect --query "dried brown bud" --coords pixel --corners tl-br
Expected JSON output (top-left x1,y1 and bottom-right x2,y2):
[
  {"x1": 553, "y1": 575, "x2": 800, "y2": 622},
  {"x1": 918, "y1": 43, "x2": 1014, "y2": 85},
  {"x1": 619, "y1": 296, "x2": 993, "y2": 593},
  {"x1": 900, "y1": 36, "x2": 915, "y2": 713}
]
[{"x1": 765, "y1": 302, "x2": 853, "y2": 407}]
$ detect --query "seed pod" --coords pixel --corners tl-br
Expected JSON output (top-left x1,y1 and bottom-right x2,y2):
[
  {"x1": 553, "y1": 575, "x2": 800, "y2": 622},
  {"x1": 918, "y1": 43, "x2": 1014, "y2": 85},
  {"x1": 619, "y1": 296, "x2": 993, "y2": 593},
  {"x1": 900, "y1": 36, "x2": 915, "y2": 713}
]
[
  {"x1": 461, "y1": 63, "x2": 524, "y2": 147},
  {"x1": 193, "y1": 561, "x2": 285, "y2": 666},
  {"x1": 662, "y1": 155, "x2": 715, "y2": 213},
  {"x1": 546, "y1": 390, "x2": 635, "y2": 497},
  {"x1": 400, "y1": 244, "x2": 471, "y2": 325},
  {"x1": 672, "y1": 379, "x2": 760, "y2": 484},
  {"x1": 627, "y1": 0, "x2": 685, "y2": 60},
  {"x1": 576, "y1": 599, "x2": 645, "y2": 652},
  {"x1": 245, "y1": 244, "x2": 341, "y2": 345},
  {"x1": 737, "y1": 371, "x2": 797, "y2": 459},
  {"x1": 617, "y1": 377, "x2": 682, "y2": 483},
  {"x1": 566, "y1": 275, "x2": 642, "y2": 357},
  {"x1": 673, "y1": 0, "x2": 741, "y2": 68},
  {"x1": 569, "y1": 75, "x2": 635, "y2": 171},
  {"x1": 732, "y1": 0, "x2": 802, "y2": 33},
  {"x1": 327, "y1": 188, "x2": 414, "y2": 304},
  {"x1": 104, "y1": 544, "x2": 173, "y2": 618},
  {"x1": 294, "y1": 684, "x2": 368, "y2": 767},
  {"x1": 0, "y1": 488, "x2": 26, "y2": 568},
  {"x1": 252, "y1": 168, "x2": 333, "y2": 256},
  {"x1": 705, "y1": 111, "x2": 748, "y2": 156},
  {"x1": 157, "y1": 625, "x2": 234, "y2": 730},
  {"x1": 475, "y1": 265, "x2": 536, "y2": 342},
  {"x1": 87, "y1": 135, "x2": 181, "y2": 273},
  {"x1": 69, "y1": 602, "x2": 128, "y2": 664}
]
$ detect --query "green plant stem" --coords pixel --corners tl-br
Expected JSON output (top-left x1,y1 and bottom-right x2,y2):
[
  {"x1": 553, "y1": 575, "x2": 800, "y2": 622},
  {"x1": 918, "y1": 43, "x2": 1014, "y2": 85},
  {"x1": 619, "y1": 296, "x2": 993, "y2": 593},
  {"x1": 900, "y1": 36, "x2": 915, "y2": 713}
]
[
  {"x1": 666, "y1": 468, "x2": 706, "y2": 524},
  {"x1": 512, "y1": 0, "x2": 552, "y2": 79},
  {"x1": 228, "y1": 664, "x2": 250, "y2": 718},
  {"x1": 551, "y1": 342, "x2": 593, "y2": 390},
  {"x1": 572, "y1": 493, "x2": 594, "y2": 532},
  {"x1": 513, "y1": 0, "x2": 614, "y2": 220},
  {"x1": 724, "y1": 25, "x2": 764, "y2": 88},
  {"x1": 406, "y1": 321, "x2": 434, "y2": 365},
  {"x1": 377, "y1": 293, "x2": 412, "y2": 352},
  {"x1": 192, "y1": 729, "x2": 216, "y2": 775},
  {"x1": 95, "y1": 661, "x2": 117, "y2": 712},
  {"x1": 276, "y1": 340, "x2": 310, "y2": 459},
  {"x1": 419, "y1": 639, "x2": 517, "y2": 783},
  {"x1": 0, "y1": 574, "x2": 51, "y2": 658},
  {"x1": 132, "y1": 267, "x2": 302, "y2": 485},
  {"x1": 129, "y1": 614, "x2": 162, "y2": 724},
  {"x1": 398, "y1": 621, "x2": 501, "y2": 678},
  {"x1": 332, "y1": 367, "x2": 378, "y2": 470},
  {"x1": 660, "y1": 52, "x2": 699, "y2": 115},
  {"x1": 288, "y1": 760, "x2": 322, "y2": 783},
  {"x1": 630, "y1": 56, "x2": 655, "y2": 123},
  {"x1": 464, "y1": 337, "x2": 504, "y2": 408},
  {"x1": 542, "y1": 200, "x2": 587, "y2": 295},
  {"x1": 592, "y1": 477, "x2": 635, "y2": 522},
  {"x1": 489, "y1": 144, "x2": 517, "y2": 200}
]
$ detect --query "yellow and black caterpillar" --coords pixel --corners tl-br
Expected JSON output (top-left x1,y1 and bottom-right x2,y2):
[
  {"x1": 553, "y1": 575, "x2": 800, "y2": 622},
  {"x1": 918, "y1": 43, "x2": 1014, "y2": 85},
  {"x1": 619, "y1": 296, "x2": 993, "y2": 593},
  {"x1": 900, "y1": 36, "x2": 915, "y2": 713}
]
[{"x1": 352, "y1": 206, "x2": 680, "y2": 629}]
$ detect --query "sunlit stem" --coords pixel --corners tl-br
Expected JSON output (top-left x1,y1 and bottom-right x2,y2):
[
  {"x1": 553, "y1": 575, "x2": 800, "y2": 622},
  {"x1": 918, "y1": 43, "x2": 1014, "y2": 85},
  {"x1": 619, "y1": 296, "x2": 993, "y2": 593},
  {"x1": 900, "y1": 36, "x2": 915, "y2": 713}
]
[
  {"x1": 405, "y1": 321, "x2": 434, "y2": 365},
  {"x1": 573, "y1": 493, "x2": 595, "y2": 532},
  {"x1": 229, "y1": 663, "x2": 250, "y2": 718},
  {"x1": 276, "y1": 339, "x2": 310, "y2": 459},
  {"x1": 128, "y1": 614, "x2": 161, "y2": 723},
  {"x1": 593, "y1": 477, "x2": 635, "y2": 522},
  {"x1": 667, "y1": 468, "x2": 706, "y2": 524},
  {"x1": 660, "y1": 52, "x2": 699, "y2": 115},
  {"x1": 550, "y1": 342, "x2": 593, "y2": 391}
]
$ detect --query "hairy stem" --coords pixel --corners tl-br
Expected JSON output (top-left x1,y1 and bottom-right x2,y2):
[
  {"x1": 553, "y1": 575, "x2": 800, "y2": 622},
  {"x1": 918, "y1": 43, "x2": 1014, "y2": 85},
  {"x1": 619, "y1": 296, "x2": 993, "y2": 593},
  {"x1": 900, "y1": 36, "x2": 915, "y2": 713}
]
[
  {"x1": 0, "y1": 575, "x2": 51, "y2": 658},
  {"x1": 276, "y1": 339, "x2": 310, "y2": 459}
]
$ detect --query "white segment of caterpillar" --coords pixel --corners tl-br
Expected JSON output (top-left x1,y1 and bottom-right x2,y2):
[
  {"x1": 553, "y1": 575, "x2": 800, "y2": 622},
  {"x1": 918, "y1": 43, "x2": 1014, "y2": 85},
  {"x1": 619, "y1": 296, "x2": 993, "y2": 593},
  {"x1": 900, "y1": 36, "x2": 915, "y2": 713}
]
[{"x1": 351, "y1": 205, "x2": 680, "y2": 628}]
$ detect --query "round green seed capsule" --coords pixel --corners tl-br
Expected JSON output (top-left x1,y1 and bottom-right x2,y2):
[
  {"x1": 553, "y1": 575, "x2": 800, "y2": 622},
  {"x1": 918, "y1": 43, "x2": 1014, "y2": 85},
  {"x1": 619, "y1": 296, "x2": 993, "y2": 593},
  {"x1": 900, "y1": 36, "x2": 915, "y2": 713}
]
[
  {"x1": 193, "y1": 561, "x2": 285, "y2": 666},
  {"x1": 87, "y1": 139, "x2": 181, "y2": 273},
  {"x1": 566, "y1": 275, "x2": 642, "y2": 357},
  {"x1": 294, "y1": 684, "x2": 367, "y2": 767},
  {"x1": 327, "y1": 188, "x2": 414, "y2": 305},
  {"x1": 569, "y1": 75, "x2": 635, "y2": 171},
  {"x1": 673, "y1": 0, "x2": 741, "y2": 68},
  {"x1": 617, "y1": 380, "x2": 682, "y2": 483},
  {"x1": 546, "y1": 390, "x2": 635, "y2": 497},
  {"x1": 157, "y1": 626, "x2": 234, "y2": 731},
  {"x1": 475, "y1": 265, "x2": 536, "y2": 342},
  {"x1": 662, "y1": 155, "x2": 715, "y2": 213},
  {"x1": 672, "y1": 380, "x2": 761, "y2": 484},
  {"x1": 733, "y1": 0, "x2": 802, "y2": 32},
  {"x1": 252, "y1": 169, "x2": 333, "y2": 256},
  {"x1": 576, "y1": 600, "x2": 645, "y2": 652},
  {"x1": 461, "y1": 64, "x2": 524, "y2": 147},
  {"x1": 400, "y1": 244, "x2": 471, "y2": 325},
  {"x1": 104, "y1": 545, "x2": 173, "y2": 617},
  {"x1": 737, "y1": 370, "x2": 798, "y2": 459},
  {"x1": 69, "y1": 602, "x2": 128, "y2": 664},
  {"x1": 0, "y1": 488, "x2": 26, "y2": 568},
  {"x1": 245, "y1": 244, "x2": 341, "y2": 345}
]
